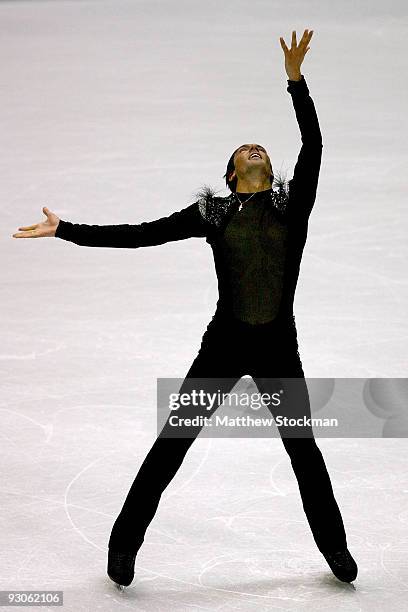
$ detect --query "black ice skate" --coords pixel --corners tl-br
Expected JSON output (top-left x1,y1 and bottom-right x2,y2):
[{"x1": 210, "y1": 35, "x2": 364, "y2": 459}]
[
  {"x1": 322, "y1": 548, "x2": 358, "y2": 583},
  {"x1": 107, "y1": 549, "x2": 137, "y2": 590}
]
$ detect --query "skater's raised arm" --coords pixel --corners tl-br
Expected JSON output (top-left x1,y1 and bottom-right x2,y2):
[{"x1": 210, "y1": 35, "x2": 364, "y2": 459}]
[
  {"x1": 280, "y1": 29, "x2": 323, "y2": 220},
  {"x1": 12, "y1": 202, "x2": 208, "y2": 247}
]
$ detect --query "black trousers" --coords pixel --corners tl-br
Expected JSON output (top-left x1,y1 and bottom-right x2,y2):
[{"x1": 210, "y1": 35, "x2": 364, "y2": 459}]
[{"x1": 109, "y1": 312, "x2": 348, "y2": 554}]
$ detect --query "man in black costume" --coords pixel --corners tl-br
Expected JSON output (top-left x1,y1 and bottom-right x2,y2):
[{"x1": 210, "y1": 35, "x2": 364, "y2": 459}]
[{"x1": 13, "y1": 29, "x2": 358, "y2": 588}]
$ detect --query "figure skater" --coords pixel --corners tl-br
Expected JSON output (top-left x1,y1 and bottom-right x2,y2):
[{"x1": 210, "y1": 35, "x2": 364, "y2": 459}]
[{"x1": 13, "y1": 28, "x2": 358, "y2": 589}]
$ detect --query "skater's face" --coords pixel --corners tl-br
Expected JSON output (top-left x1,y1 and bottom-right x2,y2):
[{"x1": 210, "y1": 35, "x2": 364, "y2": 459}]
[{"x1": 229, "y1": 143, "x2": 273, "y2": 185}]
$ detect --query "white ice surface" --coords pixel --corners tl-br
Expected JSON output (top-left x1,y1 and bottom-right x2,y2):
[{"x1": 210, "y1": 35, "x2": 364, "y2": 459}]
[{"x1": 2, "y1": 1, "x2": 408, "y2": 610}]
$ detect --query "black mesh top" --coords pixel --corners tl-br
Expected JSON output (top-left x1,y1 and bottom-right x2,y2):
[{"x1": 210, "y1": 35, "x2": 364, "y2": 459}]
[
  {"x1": 55, "y1": 75, "x2": 322, "y2": 327},
  {"x1": 220, "y1": 188, "x2": 288, "y2": 323}
]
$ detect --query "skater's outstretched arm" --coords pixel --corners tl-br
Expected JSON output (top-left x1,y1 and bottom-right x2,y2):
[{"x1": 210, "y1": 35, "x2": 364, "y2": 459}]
[
  {"x1": 12, "y1": 202, "x2": 208, "y2": 247},
  {"x1": 280, "y1": 29, "x2": 323, "y2": 220}
]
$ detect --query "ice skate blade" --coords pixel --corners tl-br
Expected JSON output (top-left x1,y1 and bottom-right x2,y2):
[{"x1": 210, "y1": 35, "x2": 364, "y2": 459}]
[{"x1": 114, "y1": 582, "x2": 126, "y2": 592}]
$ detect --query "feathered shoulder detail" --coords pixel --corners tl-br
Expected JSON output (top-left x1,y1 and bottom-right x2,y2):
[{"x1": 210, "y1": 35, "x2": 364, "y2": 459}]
[
  {"x1": 194, "y1": 185, "x2": 234, "y2": 228},
  {"x1": 271, "y1": 171, "x2": 290, "y2": 212},
  {"x1": 194, "y1": 172, "x2": 290, "y2": 228}
]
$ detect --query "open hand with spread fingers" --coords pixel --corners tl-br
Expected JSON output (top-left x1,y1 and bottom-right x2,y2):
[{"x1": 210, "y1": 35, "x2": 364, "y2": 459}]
[
  {"x1": 280, "y1": 29, "x2": 314, "y2": 81},
  {"x1": 12, "y1": 207, "x2": 60, "y2": 238}
]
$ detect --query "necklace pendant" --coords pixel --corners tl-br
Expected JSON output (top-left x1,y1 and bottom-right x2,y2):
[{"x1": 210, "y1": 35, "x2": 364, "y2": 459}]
[{"x1": 238, "y1": 203, "x2": 243, "y2": 212}]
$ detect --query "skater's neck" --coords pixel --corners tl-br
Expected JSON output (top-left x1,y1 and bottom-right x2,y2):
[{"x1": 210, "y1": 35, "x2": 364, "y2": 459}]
[{"x1": 235, "y1": 177, "x2": 272, "y2": 193}]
